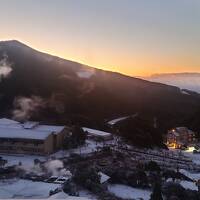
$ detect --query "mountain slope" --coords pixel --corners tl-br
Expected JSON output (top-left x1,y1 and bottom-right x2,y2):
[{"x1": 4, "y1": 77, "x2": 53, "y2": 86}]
[{"x1": 0, "y1": 40, "x2": 199, "y2": 132}]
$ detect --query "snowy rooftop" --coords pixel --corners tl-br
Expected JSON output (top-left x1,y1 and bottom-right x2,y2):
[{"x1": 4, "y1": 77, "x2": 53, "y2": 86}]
[
  {"x1": 108, "y1": 114, "x2": 138, "y2": 126},
  {"x1": 98, "y1": 172, "x2": 110, "y2": 184},
  {"x1": 82, "y1": 127, "x2": 111, "y2": 137},
  {"x1": 0, "y1": 127, "x2": 52, "y2": 140},
  {"x1": 0, "y1": 118, "x2": 19, "y2": 125},
  {"x1": 34, "y1": 125, "x2": 65, "y2": 134},
  {"x1": 0, "y1": 118, "x2": 66, "y2": 140},
  {"x1": 108, "y1": 116, "x2": 130, "y2": 126},
  {"x1": 0, "y1": 179, "x2": 59, "y2": 199}
]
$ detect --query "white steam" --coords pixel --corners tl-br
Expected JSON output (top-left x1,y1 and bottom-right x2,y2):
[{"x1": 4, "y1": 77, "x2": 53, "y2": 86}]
[
  {"x1": 45, "y1": 160, "x2": 71, "y2": 177},
  {"x1": 0, "y1": 54, "x2": 12, "y2": 79},
  {"x1": 45, "y1": 160, "x2": 63, "y2": 176},
  {"x1": 18, "y1": 162, "x2": 44, "y2": 175},
  {"x1": 12, "y1": 95, "x2": 45, "y2": 121},
  {"x1": 17, "y1": 159, "x2": 71, "y2": 178}
]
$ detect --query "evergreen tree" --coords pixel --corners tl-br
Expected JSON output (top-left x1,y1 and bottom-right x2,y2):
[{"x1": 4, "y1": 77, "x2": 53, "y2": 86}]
[
  {"x1": 63, "y1": 126, "x2": 86, "y2": 149},
  {"x1": 150, "y1": 182, "x2": 163, "y2": 200}
]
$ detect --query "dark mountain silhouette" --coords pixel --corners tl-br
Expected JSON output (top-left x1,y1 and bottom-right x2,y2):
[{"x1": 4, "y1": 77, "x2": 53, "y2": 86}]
[
  {"x1": 114, "y1": 114, "x2": 166, "y2": 148},
  {"x1": 0, "y1": 40, "x2": 199, "y2": 138}
]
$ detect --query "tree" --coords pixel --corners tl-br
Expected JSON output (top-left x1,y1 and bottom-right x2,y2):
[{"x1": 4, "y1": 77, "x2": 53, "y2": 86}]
[
  {"x1": 63, "y1": 126, "x2": 86, "y2": 149},
  {"x1": 0, "y1": 157, "x2": 7, "y2": 167},
  {"x1": 72, "y1": 126, "x2": 86, "y2": 146},
  {"x1": 145, "y1": 161, "x2": 161, "y2": 172},
  {"x1": 136, "y1": 170, "x2": 148, "y2": 187},
  {"x1": 150, "y1": 182, "x2": 163, "y2": 200},
  {"x1": 162, "y1": 182, "x2": 187, "y2": 200},
  {"x1": 73, "y1": 164, "x2": 101, "y2": 192},
  {"x1": 34, "y1": 158, "x2": 41, "y2": 165},
  {"x1": 63, "y1": 180, "x2": 78, "y2": 196}
]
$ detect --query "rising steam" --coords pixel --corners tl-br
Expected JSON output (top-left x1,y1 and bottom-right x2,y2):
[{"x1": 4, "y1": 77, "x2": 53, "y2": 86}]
[
  {"x1": 17, "y1": 159, "x2": 71, "y2": 178},
  {"x1": 12, "y1": 95, "x2": 45, "y2": 121},
  {"x1": 0, "y1": 54, "x2": 12, "y2": 79}
]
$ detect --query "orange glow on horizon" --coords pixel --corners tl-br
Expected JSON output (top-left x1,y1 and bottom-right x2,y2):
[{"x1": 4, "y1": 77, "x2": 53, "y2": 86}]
[
  {"x1": 1, "y1": 1, "x2": 200, "y2": 78},
  {"x1": 2, "y1": 37, "x2": 200, "y2": 77}
]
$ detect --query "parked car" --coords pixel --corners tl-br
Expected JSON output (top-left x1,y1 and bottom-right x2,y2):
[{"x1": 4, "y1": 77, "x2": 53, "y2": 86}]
[
  {"x1": 46, "y1": 176, "x2": 58, "y2": 183},
  {"x1": 54, "y1": 176, "x2": 70, "y2": 184},
  {"x1": 193, "y1": 150, "x2": 200, "y2": 154},
  {"x1": 46, "y1": 176, "x2": 70, "y2": 184}
]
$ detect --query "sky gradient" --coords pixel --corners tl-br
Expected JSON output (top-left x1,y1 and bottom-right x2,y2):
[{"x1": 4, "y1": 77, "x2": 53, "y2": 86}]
[{"x1": 1, "y1": 0, "x2": 200, "y2": 76}]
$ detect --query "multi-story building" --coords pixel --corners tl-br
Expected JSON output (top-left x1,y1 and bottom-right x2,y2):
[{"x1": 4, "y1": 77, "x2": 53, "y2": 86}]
[
  {"x1": 166, "y1": 127, "x2": 197, "y2": 148},
  {"x1": 0, "y1": 118, "x2": 68, "y2": 155}
]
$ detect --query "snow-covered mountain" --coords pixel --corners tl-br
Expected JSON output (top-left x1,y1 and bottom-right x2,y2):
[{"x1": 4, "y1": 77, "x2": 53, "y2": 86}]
[{"x1": 144, "y1": 73, "x2": 200, "y2": 93}]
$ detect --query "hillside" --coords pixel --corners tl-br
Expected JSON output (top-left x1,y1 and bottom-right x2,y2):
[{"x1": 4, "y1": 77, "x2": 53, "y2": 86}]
[
  {"x1": 0, "y1": 40, "x2": 199, "y2": 133},
  {"x1": 114, "y1": 115, "x2": 165, "y2": 148}
]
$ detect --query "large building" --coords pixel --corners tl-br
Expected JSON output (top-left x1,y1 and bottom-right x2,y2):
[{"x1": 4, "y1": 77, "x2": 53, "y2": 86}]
[
  {"x1": 166, "y1": 127, "x2": 197, "y2": 148},
  {"x1": 0, "y1": 118, "x2": 68, "y2": 155}
]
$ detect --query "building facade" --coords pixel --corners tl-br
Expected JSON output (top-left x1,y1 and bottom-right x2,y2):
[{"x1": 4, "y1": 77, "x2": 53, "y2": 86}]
[
  {"x1": 166, "y1": 127, "x2": 197, "y2": 148},
  {"x1": 0, "y1": 118, "x2": 68, "y2": 155}
]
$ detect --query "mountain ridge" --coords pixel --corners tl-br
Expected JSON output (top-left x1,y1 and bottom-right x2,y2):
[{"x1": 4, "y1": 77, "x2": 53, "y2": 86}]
[{"x1": 0, "y1": 40, "x2": 199, "y2": 134}]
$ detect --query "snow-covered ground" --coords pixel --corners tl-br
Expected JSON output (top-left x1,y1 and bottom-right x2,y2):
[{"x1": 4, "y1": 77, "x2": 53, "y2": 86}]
[
  {"x1": 167, "y1": 147, "x2": 200, "y2": 192},
  {"x1": 182, "y1": 150, "x2": 200, "y2": 165},
  {"x1": 168, "y1": 147, "x2": 200, "y2": 164},
  {"x1": 49, "y1": 191, "x2": 91, "y2": 200},
  {"x1": 0, "y1": 179, "x2": 95, "y2": 199},
  {"x1": 78, "y1": 190, "x2": 98, "y2": 200},
  {"x1": 180, "y1": 169, "x2": 200, "y2": 181},
  {"x1": 53, "y1": 139, "x2": 116, "y2": 159},
  {"x1": 0, "y1": 179, "x2": 59, "y2": 198},
  {"x1": 108, "y1": 113, "x2": 138, "y2": 126},
  {"x1": 108, "y1": 184, "x2": 151, "y2": 200},
  {"x1": 0, "y1": 154, "x2": 46, "y2": 167},
  {"x1": 167, "y1": 178, "x2": 198, "y2": 191},
  {"x1": 180, "y1": 181, "x2": 198, "y2": 191}
]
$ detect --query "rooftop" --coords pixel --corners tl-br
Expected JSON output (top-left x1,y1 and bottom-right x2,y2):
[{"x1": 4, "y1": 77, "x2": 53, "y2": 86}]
[
  {"x1": 0, "y1": 118, "x2": 66, "y2": 140},
  {"x1": 82, "y1": 127, "x2": 111, "y2": 137},
  {"x1": 34, "y1": 125, "x2": 65, "y2": 134},
  {"x1": 0, "y1": 118, "x2": 19, "y2": 125},
  {"x1": 0, "y1": 127, "x2": 52, "y2": 140}
]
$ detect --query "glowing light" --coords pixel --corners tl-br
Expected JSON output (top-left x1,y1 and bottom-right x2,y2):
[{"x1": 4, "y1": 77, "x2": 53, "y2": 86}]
[{"x1": 185, "y1": 147, "x2": 195, "y2": 153}]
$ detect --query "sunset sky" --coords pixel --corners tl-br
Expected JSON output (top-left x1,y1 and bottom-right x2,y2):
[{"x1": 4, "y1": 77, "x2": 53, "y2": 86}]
[{"x1": 1, "y1": 0, "x2": 200, "y2": 76}]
